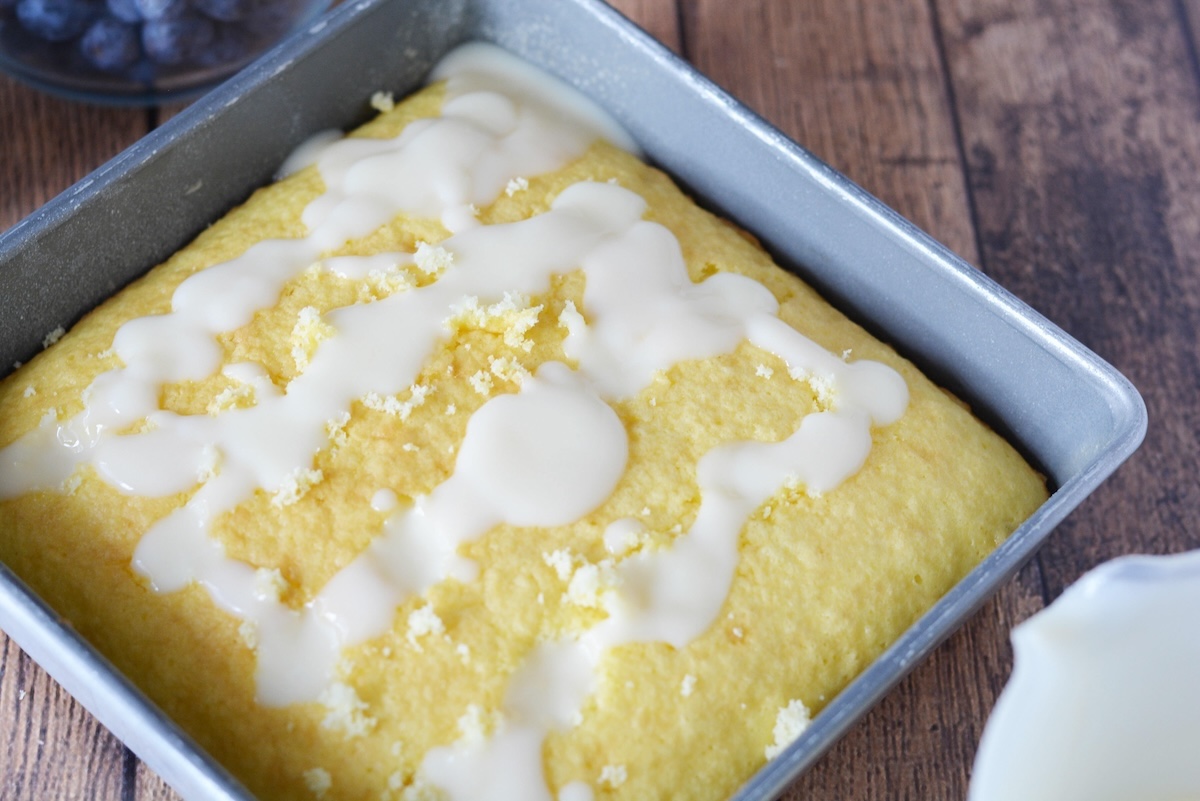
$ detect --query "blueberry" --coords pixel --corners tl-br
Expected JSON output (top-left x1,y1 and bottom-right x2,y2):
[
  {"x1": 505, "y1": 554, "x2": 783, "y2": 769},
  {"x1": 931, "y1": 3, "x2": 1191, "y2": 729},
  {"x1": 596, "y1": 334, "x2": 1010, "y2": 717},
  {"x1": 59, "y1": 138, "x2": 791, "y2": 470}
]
[
  {"x1": 79, "y1": 16, "x2": 140, "y2": 70},
  {"x1": 243, "y1": 0, "x2": 297, "y2": 38},
  {"x1": 141, "y1": 11, "x2": 213, "y2": 64},
  {"x1": 192, "y1": 0, "x2": 253, "y2": 23},
  {"x1": 132, "y1": 0, "x2": 184, "y2": 20},
  {"x1": 105, "y1": 0, "x2": 140, "y2": 23},
  {"x1": 194, "y1": 22, "x2": 250, "y2": 66},
  {"x1": 15, "y1": 0, "x2": 94, "y2": 42}
]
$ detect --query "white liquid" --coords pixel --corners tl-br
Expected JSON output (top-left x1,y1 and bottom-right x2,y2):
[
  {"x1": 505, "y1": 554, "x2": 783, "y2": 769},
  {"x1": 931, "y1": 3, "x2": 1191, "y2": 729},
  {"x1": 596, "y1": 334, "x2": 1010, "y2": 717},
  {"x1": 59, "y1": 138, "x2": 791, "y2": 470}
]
[{"x1": 970, "y1": 551, "x2": 1200, "y2": 801}]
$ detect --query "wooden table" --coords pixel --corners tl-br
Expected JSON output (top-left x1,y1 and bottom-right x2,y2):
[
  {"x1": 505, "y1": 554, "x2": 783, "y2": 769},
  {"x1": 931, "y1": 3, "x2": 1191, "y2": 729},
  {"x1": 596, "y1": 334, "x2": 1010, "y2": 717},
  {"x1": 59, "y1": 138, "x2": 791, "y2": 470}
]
[{"x1": 2, "y1": 0, "x2": 1198, "y2": 798}]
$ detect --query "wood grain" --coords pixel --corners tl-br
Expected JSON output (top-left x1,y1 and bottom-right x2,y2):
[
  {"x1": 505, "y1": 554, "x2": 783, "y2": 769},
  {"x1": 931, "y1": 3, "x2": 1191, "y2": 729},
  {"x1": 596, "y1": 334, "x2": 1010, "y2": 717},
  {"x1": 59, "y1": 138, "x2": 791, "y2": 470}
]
[
  {"x1": 790, "y1": 568, "x2": 1047, "y2": 801},
  {"x1": 670, "y1": 3, "x2": 1052, "y2": 798},
  {"x1": 0, "y1": 630, "x2": 128, "y2": 799},
  {"x1": 606, "y1": 0, "x2": 683, "y2": 53},
  {"x1": 0, "y1": 74, "x2": 152, "y2": 800},
  {"x1": 3, "y1": 0, "x2": 1200, "y2": 797},
  {"x1": 0, "y1": 76, "x2": 149, "y2": 231},
  {"x1": 936, "y1": 0, "x2": 1200, "y2": 596},
  {"x1": 680, "y1": 0, "x2": 980, "y2": 262}
]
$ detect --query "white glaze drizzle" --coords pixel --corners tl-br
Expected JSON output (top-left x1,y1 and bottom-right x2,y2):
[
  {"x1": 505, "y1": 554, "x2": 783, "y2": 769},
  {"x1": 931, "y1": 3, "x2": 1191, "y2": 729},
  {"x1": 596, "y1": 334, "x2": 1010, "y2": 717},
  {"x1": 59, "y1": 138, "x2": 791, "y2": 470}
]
[{"x1": 0, "y1": 43, "x2": 908, "y2": 800}]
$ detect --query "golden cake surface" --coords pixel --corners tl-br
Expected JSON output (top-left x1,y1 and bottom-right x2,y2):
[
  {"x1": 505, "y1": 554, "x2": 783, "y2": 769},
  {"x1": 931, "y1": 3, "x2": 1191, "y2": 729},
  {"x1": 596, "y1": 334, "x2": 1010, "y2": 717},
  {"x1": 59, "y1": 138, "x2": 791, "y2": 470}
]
[{"x1": 0, "y1": 47, "x2": 1046, "y2": 801}]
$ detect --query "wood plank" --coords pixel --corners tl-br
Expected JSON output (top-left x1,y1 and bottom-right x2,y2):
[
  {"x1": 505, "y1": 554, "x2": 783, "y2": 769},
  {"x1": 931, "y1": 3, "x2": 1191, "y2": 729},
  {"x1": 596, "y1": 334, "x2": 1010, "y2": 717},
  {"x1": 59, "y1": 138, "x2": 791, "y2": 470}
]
[
  {"x1": 791, "y1": 566, "x2": 1046, "y2": 801},
  {"x1": 677, "y1": 2, "x2": 1048, "y2": 800},
  {"x1": 680, "y1": 0, "x2": 979, "y2": 262},
  {"x1": 0, "y1": 74, "x2": 153, "y2": 800},
  {"x1": 135, "y1": 762, "x2": 184, "y2": 800},
  {"x1": 605, "y1": 0, "x2": 683, "y2": 53},
  {"x1": 0, "y1": 635, "x2": 127, "y2": 799},
  {"x1": 0, "y1": 76, "x2": 149, "y2": 231},
  {"x1": 935, "y1": 0, "x2": 1200, "y2": 600}
]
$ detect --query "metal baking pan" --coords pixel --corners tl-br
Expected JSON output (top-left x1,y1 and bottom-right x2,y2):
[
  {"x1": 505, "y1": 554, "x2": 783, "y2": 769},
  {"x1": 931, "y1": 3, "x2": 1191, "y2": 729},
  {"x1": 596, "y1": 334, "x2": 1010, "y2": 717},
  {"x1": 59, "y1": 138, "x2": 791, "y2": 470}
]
[{"x1": 0, "y1": 0, "x2": 1147, "y2": 799}]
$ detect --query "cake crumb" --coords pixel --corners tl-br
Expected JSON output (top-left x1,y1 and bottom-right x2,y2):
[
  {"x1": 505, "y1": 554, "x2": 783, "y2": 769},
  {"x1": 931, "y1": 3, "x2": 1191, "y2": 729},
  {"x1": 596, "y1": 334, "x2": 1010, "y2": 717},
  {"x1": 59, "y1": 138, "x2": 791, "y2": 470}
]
[
  {"x1": 238, "y1": 620, "x2": 258, "y2": 649},
  {"x1": 456, "y1": 643, "x2": 471, "y2": 664},
  {"x1": 207, "y1": 382, "x2": 255, "y2": 415},
  {"x1": 363, "y1": 263, "x2": 415, "y2": 300},
  {"x1": 41, "y1": 326, "x2": 65, "y2": 349},
  {"x1": 22, "y1": 386, "x2": 35, "y2": 398},
  {"x1": 543, "y1": 548, "x2": 577, "y2": 582},
  {"x1": 362, "y1": 384, "x2": 430, "y2": 421},
  {"x1": 62, "y1": 473, "x2": 83, "y2": 495},
  {"x1": 503, "y1": 307, "x2": 541, "y2": 351},
  {"x1": 809, "y1": 374, "x2": 836, "y2": 407},
  {"x1": 325, "y1": 411, "x2": 352, "y2": 449},
  {"x1": 402, "y1": 443, "x2": 419, "y2": 453},
  {"x1": 842, "y1": 348, "x2": 853, "y2": 360},
  {"x1": 489, "y1": 355, "x2": 530, "y2": 383},
  {"x1": 291, "y1": 306, "x2": 335, "y2": 372},
  {"x1": 468, "y1": 370, "x2": 493, "y2": 396},
  {"x1": 681, "y1": 674, "x2": 697, "y2": 697},
  {"x1": 762, "y1": 505, "x2": 773, "y2": 519},
  {"x1": 505, "y1": 176, "x2": 529, "y2": 196},
  {"x1": 253, "y1": 567, "x2": 288, "y2": 602},
  {"x1": 303, "y1": 767, "x2": 332, "y2": 798},
  {"x1": 445, "y1": 292, "x2": 542, "y2": 352},
  {"x1": 370, "y1": 90, "x2": 395, "y2": 113},
  {"x1": 457, "y1": 704, "x2": 489, "y2": 744},
  {"x1": 445, "y1": 403, "x2": 457, "y2": 415},
  {"x1": 565, "y1": 561, "x2": 620, "y2": 610},
  {"x1": 599, "y1": 764, "x2": 627, "y2": 789},
  {"x1": 764, "y1": 699, "x2": 811, "y2": 760},
  {"x1": 414, "y1": 242, "x2": 454, "y2": 276},
  {"x1": 755, "y1": 364, "x2": 774, "y2": 379},
  {"x1": 17, "y1": 690, "x2": 26, "y2": 701},
  {"x1": 732, "y1": 626, "x2": 744, "y2": 639},
  {"x1": 407, "y1": 603, "x2": 445, "y2": 649},
  {"x1": 603, "y1": 518, "x2": 647, "y2": 556},
  {"x1": 271, "y1": 467, "x2": 323, "y2": 508},
  {"x1": 319, "y1": 682, "x2": 376, "y2": 739}
]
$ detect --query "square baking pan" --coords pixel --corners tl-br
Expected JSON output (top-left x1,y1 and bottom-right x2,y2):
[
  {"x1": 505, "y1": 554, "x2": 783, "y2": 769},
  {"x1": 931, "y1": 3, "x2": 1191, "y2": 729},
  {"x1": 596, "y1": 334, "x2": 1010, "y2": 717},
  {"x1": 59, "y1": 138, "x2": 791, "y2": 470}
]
[{"x1": 0, "y1": 0, "x2": 1147, "y2": 799}]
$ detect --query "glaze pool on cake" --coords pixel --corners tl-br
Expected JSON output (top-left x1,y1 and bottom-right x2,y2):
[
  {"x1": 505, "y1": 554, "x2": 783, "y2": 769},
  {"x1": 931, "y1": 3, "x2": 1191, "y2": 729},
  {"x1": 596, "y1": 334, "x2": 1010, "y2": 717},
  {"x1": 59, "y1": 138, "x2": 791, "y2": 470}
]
[{"x1": 0, "y1": 44, "x2": 1047, "y2": 801}]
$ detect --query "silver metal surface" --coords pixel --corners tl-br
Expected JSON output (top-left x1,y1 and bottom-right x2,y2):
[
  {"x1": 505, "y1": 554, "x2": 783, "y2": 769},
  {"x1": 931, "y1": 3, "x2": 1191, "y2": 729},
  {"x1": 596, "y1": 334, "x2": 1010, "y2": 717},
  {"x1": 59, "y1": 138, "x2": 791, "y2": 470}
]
[{"x1": 0, "y1": 1, "x2": 1146, "y2": 799}]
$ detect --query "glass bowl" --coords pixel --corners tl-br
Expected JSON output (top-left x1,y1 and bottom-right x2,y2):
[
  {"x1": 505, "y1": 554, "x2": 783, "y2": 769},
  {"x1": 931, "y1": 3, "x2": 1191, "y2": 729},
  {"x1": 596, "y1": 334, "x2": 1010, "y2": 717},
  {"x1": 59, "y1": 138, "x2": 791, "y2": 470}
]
[{"x1": 0, "y1": 0, "x2": 332, "y2": 105}]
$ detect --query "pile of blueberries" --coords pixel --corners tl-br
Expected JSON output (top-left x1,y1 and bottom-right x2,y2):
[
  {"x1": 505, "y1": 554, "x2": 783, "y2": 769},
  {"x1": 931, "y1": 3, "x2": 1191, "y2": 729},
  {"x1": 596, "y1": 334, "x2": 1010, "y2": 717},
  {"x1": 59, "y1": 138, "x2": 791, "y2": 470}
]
[{"x1": 0, "y1": 0, "x2": 307, "y2": 74}]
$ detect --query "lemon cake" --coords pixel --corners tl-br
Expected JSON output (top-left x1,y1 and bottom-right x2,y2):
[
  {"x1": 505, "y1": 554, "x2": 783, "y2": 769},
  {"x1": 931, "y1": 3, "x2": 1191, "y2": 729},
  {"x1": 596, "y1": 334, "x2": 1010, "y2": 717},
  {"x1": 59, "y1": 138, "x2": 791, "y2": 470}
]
[{"x1": 0, "y1": 44, "x2": 1048, "y2": 801}]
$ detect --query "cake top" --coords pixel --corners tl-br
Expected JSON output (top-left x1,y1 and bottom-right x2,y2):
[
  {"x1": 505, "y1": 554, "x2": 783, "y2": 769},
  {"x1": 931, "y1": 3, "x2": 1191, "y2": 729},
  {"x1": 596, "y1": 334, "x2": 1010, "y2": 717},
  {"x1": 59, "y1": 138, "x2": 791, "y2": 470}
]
[{"x1": 0, "y1": 43, "x2": 909, "y2": 801}]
